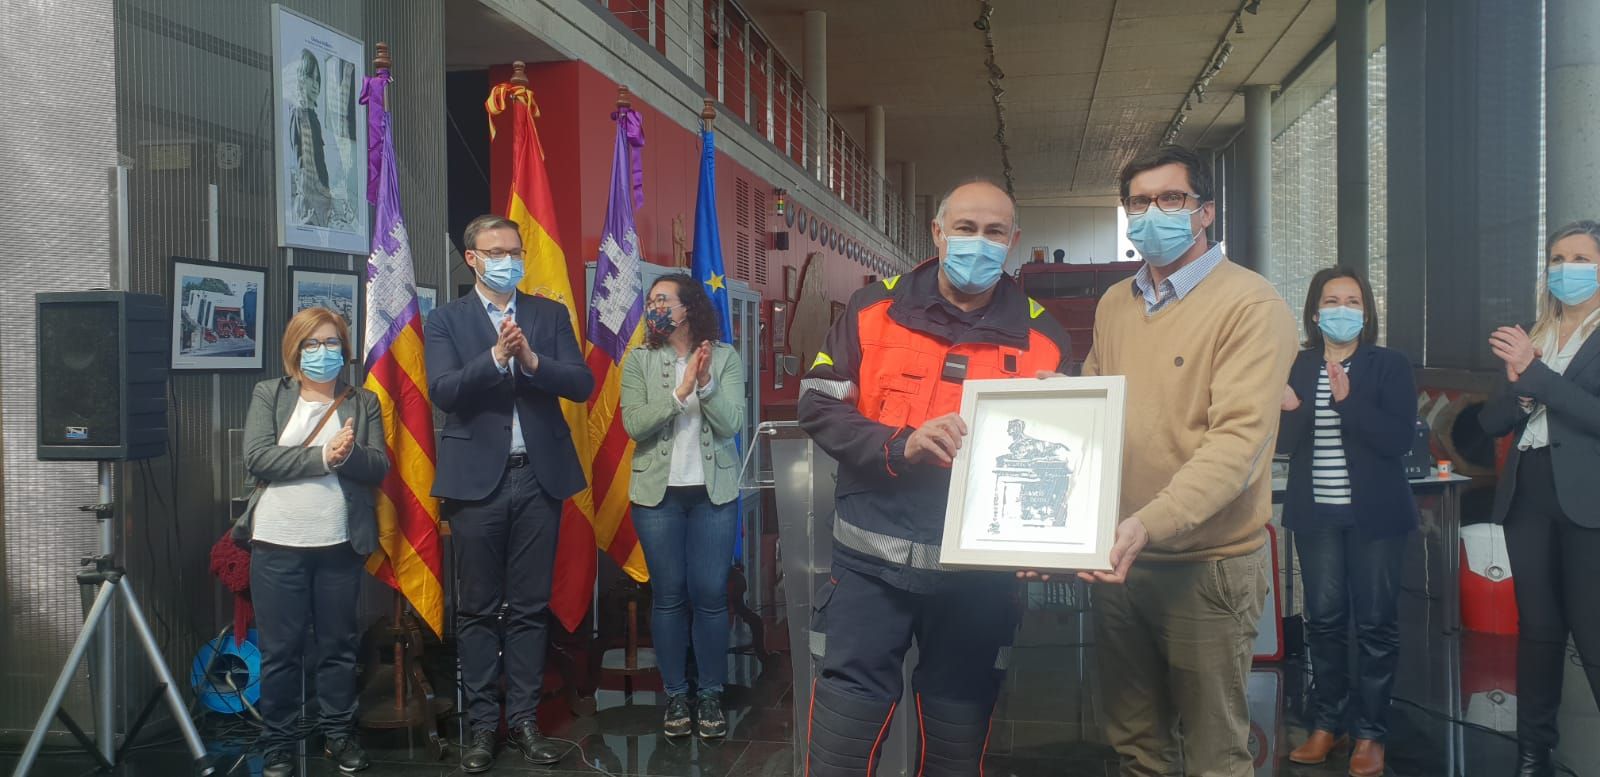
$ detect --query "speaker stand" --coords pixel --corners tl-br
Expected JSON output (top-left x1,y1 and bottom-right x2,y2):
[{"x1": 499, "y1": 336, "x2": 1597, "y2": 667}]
[{"x1": 10, "y1": 462, "x2": 214, "y2": 777}]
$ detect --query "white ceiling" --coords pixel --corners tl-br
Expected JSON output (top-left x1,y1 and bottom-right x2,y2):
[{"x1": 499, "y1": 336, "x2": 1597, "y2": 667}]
[{"x1": 741, "y1": 0, "x2": 1339, "y2": 206}]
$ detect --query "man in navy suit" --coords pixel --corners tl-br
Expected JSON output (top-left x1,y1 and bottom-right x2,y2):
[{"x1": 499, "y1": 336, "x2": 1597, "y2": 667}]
[{"x1": 424, "y1": 214, "x2": 594, "y2": 772}]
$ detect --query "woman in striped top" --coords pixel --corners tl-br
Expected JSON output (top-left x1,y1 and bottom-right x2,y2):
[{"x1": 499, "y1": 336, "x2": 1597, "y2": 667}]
[{"x1": 1278, "y1": 267, "x2": 1419, "y2": 777}]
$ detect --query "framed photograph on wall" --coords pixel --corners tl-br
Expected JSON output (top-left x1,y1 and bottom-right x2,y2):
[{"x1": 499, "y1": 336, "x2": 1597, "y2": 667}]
[
  {"x1": 415, "y1": 284, "x2": 438, "y2": 324},
  {"x1": 170, "y1": 257, "x2": 265, "y2": 371},
  {"x1": 784, "y1": 265, "x2": 800, "y2": 301},
  {"x1": 939, "y1": 376, "x2": 1126, "y2": 572},
  {"x1": 272, "y1": 5, "x2": 369, "y2": 254},
  {"x1": 289, "y1": 266, "x2": 363, "y2": 351}
]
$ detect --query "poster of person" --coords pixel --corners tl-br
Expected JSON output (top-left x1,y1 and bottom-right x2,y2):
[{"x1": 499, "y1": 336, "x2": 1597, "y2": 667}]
[
  {"x1": 289, "y1": 267, "x2": 363, "y2": 351},
  {"x1": 272, "y1": 5, "x2": 368, "y2": 254},
  {"x1": 170, "y1": 258, "x2": 265, "y2": 371}
]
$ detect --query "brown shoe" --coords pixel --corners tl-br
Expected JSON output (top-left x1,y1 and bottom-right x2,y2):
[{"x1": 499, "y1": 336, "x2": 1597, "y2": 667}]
[
  {"x1": 1289, "y1": 730, "x2": 1350, "y2": 765},
  {"x1": 1349, "y1": 739, "x2": 1386, "y2": 777}
]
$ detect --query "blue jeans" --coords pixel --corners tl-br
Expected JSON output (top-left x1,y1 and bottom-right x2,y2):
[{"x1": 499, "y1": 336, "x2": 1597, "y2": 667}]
[
  {"x1": 632, "y1": 486, "x2": 739, "y2": 696},
  {"x1": 1294, "y1": 526, "x2": 1408, "y2": 741}
]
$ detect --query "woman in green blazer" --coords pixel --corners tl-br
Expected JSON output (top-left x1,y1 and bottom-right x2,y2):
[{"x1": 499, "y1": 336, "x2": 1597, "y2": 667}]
[{"x1": 620, "y1": 273, "x2": 746, "y2": 740}]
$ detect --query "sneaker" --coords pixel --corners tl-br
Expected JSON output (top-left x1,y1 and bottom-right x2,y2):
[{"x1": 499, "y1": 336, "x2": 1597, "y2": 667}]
[
  {"x1": 262, "y1": 749, "x2": 294, "y2": 777},
  {"x1": 663, "y1": 694, "x2": 693, "y2": 738},
  {"x1": 696, "y1": 691, "x2": 727, "y2": 739},
  {"x1": 325, "y1": 735, "x2": 370, "y2": 773}
]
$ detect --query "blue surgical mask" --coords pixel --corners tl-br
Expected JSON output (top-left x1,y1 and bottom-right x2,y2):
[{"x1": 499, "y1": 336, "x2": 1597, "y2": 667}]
[
  {"x1": 300, "y1": 345, "x2": 345, "y2": 383},
  {"x1": 1548, "y1": 263, "x2": 1598, "y2": 306},
  {"x1": 1126, "y1": 207, "x2": 1200, "y2": 267},
  {"x1": 476, "y1": 255, "x2": 524, "y2": 294},
  {"x1": 942, "y1": 235, "x2": 1010, "y2": 294},
  {"x1": 1317, "y1": 306, "x2": 1365, "y2": 344}
]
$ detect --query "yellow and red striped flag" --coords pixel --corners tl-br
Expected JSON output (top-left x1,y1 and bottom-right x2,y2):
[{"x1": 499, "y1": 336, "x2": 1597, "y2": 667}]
[{"x1": 359, "y1": 65, "x2": 443, "y2": 635}]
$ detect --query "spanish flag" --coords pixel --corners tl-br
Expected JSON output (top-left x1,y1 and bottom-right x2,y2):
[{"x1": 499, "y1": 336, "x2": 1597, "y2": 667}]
[
  {"x1": 486, "y1": 79, "x2": 603, "y2": 631},
  {"x1": 359, "y1": 64, "x2": 443, "y2": 635}
]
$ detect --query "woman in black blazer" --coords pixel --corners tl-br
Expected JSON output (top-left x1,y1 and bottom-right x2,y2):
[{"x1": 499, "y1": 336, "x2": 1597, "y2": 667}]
[
  {"x1": 1278, "y1": 267, "x2": 1418, "y2": 777},
  {"x1": 1479, "y1": 220, "x2": 1600, "y2": 777}
]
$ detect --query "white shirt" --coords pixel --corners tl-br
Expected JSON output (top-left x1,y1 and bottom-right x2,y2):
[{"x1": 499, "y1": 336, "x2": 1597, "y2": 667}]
[
  {"x1": 667, "y1": 356, "x2": 718, "y2": 488},
  {"x1": 477, "y1": 288, "x2": 531, "y2": 455},
  {"x1": 252, "y1": 397, "x2": 349, "y2": 547},
  {"x1": 1519, "y1": 311, "x2": 1600, "y2": 450},
  {"x1": 1312, "y1": 361, "x2": 1353, "y2": 505}
]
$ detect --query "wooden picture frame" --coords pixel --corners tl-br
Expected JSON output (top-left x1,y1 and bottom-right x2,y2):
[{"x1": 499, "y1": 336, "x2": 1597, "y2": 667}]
[{"x1": 939, "y1": 376, "x2": 1126, "y2": 572}]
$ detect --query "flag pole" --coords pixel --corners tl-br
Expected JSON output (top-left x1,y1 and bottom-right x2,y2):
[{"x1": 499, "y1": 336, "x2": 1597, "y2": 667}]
[{"x1": 377, "y1": 38, "x2": 408, "y2": 731}]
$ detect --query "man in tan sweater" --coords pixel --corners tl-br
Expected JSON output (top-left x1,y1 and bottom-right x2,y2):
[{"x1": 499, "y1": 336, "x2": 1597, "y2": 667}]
[{"x1": 1082, "y1": 146, "x2": 1296, "y2": 776}]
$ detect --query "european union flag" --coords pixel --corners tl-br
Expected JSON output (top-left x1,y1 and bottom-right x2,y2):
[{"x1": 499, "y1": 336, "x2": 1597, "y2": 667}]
[
  {"x1": 691, "y1": 124, "x2": 743, "y2": 563},
  {"x1": 692, "y1": 126, "x2": 733, "y2": 342}
]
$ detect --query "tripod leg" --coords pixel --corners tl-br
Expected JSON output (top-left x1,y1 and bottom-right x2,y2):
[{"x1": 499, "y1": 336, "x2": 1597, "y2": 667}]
[
  {"x1": 12, "y1": 578, "x2": 116, "y2": 777},
  {"x1": 116, "y1": 581, "x2": 215, "y2": 775}
]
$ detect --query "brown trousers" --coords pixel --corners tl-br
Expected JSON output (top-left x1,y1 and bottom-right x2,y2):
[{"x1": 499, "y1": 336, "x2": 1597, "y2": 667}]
[{"x1": 1094, "y1": 543, "x2": 1269, "y2": 777}]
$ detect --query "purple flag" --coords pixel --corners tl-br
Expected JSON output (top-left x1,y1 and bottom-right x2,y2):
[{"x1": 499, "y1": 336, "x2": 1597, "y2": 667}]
[
  {"x1": 587, "y1": 106, "x2": 646, "y2": 361},
  {"x1": 359, "y1": 70, "x2": 420, "y2": 362}
]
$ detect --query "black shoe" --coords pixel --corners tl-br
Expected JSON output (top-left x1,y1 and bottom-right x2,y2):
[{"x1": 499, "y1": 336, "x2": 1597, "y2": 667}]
[
  {"x1": 461, "y1": 729, "x2": 497, "y2": 774},
  {"x1": 262, "y1": 749, "x2": 294, "y2": 777},
  {"x1": 663, "y1": 694, "x2": 693, "y2": 738},
  {"x1": 325, "y1": 735, "x2": 369, "y2": 773},
  {"x1": 696, "y1": 691, "x2": 727, "y2": 739},
  {"x1": 1514, "y1": 745, "x2": 1555, "y2": 777},
  {"x1": 509, "y1": 719, "x2": 565, "y2": 766}
]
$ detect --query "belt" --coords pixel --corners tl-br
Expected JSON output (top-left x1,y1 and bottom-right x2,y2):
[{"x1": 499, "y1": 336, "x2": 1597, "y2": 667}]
[{"x1": 507, "y1": 453, "x2": 529, "y2": 469}]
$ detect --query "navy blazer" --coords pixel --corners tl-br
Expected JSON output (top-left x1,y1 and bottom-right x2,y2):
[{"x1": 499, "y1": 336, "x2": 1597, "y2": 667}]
[
  {"x1": 1479, "y1": 326, "x2": 1600, "y2": 528},
  {"x1": 1276, "y1": 344, "x2": 1419, "y2": 537},
  {"x1": 423, "y1": 290, "x2": 595, "y2": 502}
]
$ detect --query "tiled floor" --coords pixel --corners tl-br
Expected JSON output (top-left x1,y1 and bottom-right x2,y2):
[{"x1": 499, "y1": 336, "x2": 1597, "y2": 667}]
[{"x1": 6, "y1": 537, "x2": 1599, "y2": 776}]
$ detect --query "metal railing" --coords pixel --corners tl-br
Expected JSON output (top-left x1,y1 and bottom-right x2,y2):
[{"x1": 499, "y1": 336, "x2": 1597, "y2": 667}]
[{"x1": 598, "y1": 0, "x2": 932, "y2": 269}]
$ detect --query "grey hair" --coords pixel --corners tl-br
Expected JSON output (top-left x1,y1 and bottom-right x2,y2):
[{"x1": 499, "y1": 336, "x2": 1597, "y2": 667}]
[
  {"x1": 932, "y1": 176, "x2": 1020, "y2": 231},
  {"x1": 463, "y1": 214, "x2": 520, "y2": 252}
]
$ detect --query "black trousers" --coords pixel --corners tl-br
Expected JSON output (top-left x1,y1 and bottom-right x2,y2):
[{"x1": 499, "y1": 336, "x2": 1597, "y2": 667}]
[
  {"x1": 447, "y1": 461, "x2": 561, "y2": 732},
  {"x1": 1504, "y1": 447, "x2": 1600, "y2": 750},
  {"x1": 1294, "y1": 526, "x2": 1408, "y2": 741},
  {"x1": 251, "y1": 542, "x2": 364, "y2": 753}
]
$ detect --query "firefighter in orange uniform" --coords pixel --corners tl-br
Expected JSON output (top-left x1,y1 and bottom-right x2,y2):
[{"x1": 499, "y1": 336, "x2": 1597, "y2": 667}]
[{"x1": 798, "y1": 178, "x2": 1072, "y2": 776}]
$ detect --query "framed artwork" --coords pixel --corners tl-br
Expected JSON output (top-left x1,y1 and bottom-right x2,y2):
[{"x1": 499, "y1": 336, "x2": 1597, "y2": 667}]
[
  {"x1": 272, "y1": 5, "x2": 369, "y2": 254},
  {"x1": 769, "y1": 299, "x2": 789, "y2": 351},
  {"x1": 784, "y1": 265, "x2": 800, "y2": 301},
  {"x1": 939, "y1": 376, "x2": 1126, "y2": 572},
  {"x1": 170, "y1": 257, "x2": 265, "y2": 371},
  {"x1": 289, "y1": 266, "x2": 363, "y2": 350},
  {"x1": 415, "y1": 284, "x2": 439, "y2": 323}
]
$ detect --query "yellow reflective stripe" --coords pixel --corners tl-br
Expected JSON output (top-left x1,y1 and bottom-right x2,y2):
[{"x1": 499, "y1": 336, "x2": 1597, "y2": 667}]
[
  {"x1": 882, "y1": 275, "x2": 901, "y2": 290},
  {"x1": 1029, "y1": 298, "x2": 1046, "y2": 319},
  {"x1": 812, "y1": 351, "x2": 835, "y2": 369}
]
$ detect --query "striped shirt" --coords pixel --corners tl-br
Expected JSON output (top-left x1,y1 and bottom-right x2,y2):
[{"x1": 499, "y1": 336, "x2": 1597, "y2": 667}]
[
  {"x1": 1131, "y1": 242, "x2": 1227, "y2": 315},
  {"x1": 1312, "y1": 361, "x2": 1353, "y2": 505}
]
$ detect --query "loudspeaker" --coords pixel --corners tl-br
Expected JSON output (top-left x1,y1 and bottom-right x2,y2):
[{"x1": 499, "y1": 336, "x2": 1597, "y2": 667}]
[
  {"x1": 36, "y1": 291, "x2": 168, "y2": 461},
  {"x1": 772, "y1": 231, "x2": 790, "y2": 251}
]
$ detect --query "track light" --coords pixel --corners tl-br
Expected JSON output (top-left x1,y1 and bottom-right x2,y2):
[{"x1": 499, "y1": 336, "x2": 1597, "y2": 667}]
[{"x1": 1235, "y1": 18, "x2": 1245, "y2": 34}]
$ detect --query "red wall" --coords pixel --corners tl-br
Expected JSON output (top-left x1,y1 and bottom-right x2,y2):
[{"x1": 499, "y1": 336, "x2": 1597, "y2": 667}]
[{"x1": 486, "y1": 61, "x2": 910, "y2": 409}]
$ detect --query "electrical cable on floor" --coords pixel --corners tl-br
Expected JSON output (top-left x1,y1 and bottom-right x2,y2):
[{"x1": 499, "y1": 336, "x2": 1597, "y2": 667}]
[{"x1": 1390, "y1": 696, "x2": 1584, "y2": 777}]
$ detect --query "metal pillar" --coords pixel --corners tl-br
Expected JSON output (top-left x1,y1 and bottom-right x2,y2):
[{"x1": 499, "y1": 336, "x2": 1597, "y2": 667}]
[
  {"x1": 1336, "y1": 0, "x2": 1369, "y2": 278},
  {"x1": 803, "y1": 10, "x2": 827, "y2": 179},
  {"x1": 1241, "y1": 85, "x2": 1273, "y2": 274},
  {"x1": 867, "y1": 104, "x2": 886, "y2": 231},
  {"x1": 1547, "y1": 0, "x2": 1600, "y2": 230}
]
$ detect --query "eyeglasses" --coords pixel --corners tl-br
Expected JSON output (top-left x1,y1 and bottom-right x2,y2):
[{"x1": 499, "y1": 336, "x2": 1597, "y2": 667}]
[
  {"x1": 647, "y1": 297, "x2": 682, "y2": 309},
  {"x1": 1124, "y1": 191, "x2": 1203, "y2": 215},
  {"x1": 301, "y1": 338, "x2": 343, "y2": 353},
  {"x1": 471, "y1": 248, "x2": 525, "y2": 260}
]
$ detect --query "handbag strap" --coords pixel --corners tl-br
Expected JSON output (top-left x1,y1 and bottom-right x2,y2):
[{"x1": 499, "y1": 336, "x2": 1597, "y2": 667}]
[{"x1": 300, "y1": 388, "x2": 356, "y2": 447}]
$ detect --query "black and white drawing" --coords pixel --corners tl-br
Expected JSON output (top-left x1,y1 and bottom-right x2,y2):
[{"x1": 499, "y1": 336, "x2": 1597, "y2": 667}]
[{"x1": 988, "y1": 419, "x2": 1074, "y2": 536}]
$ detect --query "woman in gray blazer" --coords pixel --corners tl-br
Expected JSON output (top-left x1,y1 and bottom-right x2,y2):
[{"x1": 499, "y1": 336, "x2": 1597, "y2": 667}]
[
  {"x1": 1480, "y1": 220, "x2": 1600, "y2": 777},
  {"x1": 620, "y1": 274, "x2": 746, "y2": 740},
  {"x1": 242, "y1": 307, "x2": 388, "y2": 777}
]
